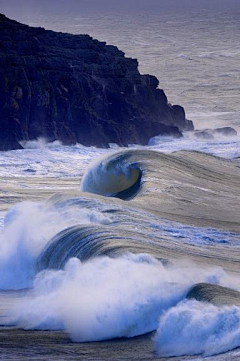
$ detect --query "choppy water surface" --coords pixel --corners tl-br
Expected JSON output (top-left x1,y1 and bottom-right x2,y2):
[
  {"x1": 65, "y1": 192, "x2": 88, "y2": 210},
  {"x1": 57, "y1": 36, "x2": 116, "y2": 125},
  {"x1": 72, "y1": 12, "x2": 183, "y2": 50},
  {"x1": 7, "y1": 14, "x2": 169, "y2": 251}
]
[
  {"x1": 0, "y1": 144, "x2": 239, "y2": 361},
  {"x1": 0, "y1": 4, "x2": 240, "y2": 361},
  {"x1": 0, "y1": 135, "x2": 239, "y2": 179}
]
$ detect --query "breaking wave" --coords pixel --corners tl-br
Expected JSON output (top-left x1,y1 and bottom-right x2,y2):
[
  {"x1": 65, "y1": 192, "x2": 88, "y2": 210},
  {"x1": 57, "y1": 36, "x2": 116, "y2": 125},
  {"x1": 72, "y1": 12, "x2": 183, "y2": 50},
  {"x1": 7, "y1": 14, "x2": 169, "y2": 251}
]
[
  {"x1": 81, "y1": 152, "x2": 142, "y2": 200},
  {"x1": 0, "y1": 149, "x2": 240, "y2": 357},
  {"x1": 3, "y1": 255, "x2": 230, "y2": 343},
  {"x1": 155, "y1": 300, "x2": 240, "y2": 357}
]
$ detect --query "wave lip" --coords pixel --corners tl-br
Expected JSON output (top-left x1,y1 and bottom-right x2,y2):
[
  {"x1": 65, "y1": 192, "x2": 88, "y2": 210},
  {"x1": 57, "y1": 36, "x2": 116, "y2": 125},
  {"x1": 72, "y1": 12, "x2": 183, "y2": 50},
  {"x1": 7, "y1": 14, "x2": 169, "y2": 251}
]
[
  {"x1": 187, "y1": 282, "x2": 240, "y2": 307},
  {"x1": 81, "y1": 152, "x2": 142, "y2": 200},
  {"x1": 36, "y1": 224, "x2": 166, "y2": 272}
]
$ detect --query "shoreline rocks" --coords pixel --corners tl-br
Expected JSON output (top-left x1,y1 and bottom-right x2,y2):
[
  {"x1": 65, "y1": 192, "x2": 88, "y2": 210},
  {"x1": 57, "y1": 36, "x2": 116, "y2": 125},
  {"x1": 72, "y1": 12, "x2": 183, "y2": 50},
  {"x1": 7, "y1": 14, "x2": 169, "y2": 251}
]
[{"x1": 0, "y1": 14, "x2": 193, "y2": 150}]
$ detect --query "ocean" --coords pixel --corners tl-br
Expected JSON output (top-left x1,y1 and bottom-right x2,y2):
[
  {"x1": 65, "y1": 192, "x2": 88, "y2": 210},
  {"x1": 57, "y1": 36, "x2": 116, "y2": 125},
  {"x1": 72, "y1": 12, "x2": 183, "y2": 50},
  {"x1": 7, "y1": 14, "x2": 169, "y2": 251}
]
[
  {"x1": 5, "y1": 4, "x2": 240, "y2": 131},
  {"x1": 0, "y1": 3, "x2": 240, "y2": 360}
]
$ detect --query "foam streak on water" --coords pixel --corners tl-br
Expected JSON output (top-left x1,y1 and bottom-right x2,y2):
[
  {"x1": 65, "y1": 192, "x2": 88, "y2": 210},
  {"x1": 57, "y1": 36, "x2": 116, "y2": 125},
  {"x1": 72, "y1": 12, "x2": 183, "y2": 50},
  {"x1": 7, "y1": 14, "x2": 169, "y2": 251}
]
[
  {"x1": 0, "y1": 136, "x2": 239, "y2": 180},
  {"x1": 0, "y1": 4, "x2": 240, "y2": 359},
  {"x1": 0, "y1": 144, "x2": 240, "y2": 359},
  {"x1": 3, "y1": 256, "x2": 230, "y2": 343}
]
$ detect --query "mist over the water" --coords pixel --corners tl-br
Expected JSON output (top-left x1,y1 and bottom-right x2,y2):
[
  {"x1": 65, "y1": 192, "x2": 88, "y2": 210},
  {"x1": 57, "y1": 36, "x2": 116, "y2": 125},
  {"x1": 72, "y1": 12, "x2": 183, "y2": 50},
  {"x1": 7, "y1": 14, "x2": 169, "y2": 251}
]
[
  {"x1": 0, "y1": 1, "x2": 240, "y2": 360},
  {"x1": 1, "y1": 0, "x2": 240, "y2": 15}
]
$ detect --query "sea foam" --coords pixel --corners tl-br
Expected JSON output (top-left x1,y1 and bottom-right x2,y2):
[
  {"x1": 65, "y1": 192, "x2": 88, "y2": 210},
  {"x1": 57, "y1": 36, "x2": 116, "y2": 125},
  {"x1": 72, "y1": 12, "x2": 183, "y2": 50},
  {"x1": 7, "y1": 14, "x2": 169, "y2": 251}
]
[
  {"x1": 0, "y1": 201, "x2": 111, "y2": 289},
  {"x1": 5, "y1": 254, "x2": 228, "y2": 343},
  {"x1": 155, "y1": 299, "x2": 240, "y2": 357}
]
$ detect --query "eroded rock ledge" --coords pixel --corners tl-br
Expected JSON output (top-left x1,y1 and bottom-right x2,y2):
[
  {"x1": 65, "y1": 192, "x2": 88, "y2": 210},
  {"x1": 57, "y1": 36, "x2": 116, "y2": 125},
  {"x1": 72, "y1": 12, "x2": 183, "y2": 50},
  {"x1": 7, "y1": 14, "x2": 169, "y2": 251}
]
[{"x1": 0, "y1": 14, "x2": 193, "y2": 150}]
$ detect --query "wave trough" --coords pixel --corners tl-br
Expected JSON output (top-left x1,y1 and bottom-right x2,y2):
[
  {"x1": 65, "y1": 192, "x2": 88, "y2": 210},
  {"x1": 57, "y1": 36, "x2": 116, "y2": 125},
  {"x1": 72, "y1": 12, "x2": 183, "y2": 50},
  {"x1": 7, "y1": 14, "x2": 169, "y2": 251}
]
[{"x1": 0, "y1": 149, "x2": 240, "y2": 358}]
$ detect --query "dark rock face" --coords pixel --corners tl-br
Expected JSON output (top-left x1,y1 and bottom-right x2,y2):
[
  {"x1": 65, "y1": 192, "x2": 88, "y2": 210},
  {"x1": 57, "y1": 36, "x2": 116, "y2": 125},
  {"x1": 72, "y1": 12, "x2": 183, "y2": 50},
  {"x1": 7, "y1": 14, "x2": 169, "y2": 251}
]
[
  {"x1": 0, "y1": 14, "x2": 193, "y2": 150},
  {"x1": 193, "y1": 127, "x2": 237, "y2": 140},
  {"x1": 0, "y1": 129, "x2": 23, "y2": 151}
]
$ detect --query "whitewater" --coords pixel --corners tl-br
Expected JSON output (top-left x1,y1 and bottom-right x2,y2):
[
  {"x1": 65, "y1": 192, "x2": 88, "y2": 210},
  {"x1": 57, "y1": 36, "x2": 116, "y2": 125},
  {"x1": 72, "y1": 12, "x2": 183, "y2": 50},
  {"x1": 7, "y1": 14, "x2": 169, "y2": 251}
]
[
  {"x1": 0, "y1": 134, "x2": 239, "y2": 361},
  {"x1": 0, "y1": 3, "x2": 240, "y2": 360}
]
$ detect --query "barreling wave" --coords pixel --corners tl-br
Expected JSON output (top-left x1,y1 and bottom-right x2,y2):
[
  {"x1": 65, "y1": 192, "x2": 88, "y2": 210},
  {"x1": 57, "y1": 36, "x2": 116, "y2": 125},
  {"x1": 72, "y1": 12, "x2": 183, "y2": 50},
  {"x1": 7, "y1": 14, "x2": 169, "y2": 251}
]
[
  {"x1": 33, "y1": 149, "x2": 240, "y2": 288},
  {"x1": 1, "y1": 148, "x2": 239, "y2": 287},
  {"x1": 81, "y1": 152, "x2": 142, "y2": 200},
  {"x1": 36, "y1": 224, "x2": 166, "y2": 271},
  {"x1": 81, "y1": 149, "x2": 240, "y2": 232},
  {"x1": 0, "y1": 149, "x2": 240, "y2": 356}
]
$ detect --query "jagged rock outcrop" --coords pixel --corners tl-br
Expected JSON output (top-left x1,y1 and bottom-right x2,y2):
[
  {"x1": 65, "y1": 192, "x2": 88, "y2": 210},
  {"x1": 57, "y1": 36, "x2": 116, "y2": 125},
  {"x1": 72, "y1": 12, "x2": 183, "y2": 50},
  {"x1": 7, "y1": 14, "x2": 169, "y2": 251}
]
[{"x1": 0, "y1": 14, "x2": 193, "y2": 150}]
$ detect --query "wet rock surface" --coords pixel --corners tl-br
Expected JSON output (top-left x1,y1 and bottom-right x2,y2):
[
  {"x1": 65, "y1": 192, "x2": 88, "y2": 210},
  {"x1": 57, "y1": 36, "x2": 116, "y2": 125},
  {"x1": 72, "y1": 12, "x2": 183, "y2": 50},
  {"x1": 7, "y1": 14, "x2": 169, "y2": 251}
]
[{"x1": 0, "y1": 14, "x2": 193, "y2": 150}]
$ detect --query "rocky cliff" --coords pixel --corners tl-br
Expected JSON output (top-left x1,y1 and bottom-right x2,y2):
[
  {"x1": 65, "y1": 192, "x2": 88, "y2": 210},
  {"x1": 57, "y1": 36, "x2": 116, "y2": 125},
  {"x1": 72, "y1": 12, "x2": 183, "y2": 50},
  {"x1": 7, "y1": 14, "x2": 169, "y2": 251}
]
[{"x1": 0, "y1": 14, "x2": 193, "y2": 150}]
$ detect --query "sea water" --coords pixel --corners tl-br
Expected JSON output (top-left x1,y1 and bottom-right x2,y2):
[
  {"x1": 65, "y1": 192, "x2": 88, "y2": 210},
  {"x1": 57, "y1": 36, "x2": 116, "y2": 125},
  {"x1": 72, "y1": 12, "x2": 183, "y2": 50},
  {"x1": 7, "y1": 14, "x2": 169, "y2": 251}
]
[{"x1": 0, "y1": 3, "x2": 240, "y2": 360}]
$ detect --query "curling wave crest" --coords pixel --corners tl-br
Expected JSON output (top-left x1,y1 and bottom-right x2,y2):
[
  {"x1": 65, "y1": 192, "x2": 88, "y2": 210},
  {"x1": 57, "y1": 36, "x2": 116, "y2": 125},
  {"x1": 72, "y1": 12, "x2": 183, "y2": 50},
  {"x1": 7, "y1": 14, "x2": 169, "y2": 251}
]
[
  {"x1": 81, "y1": 152, "x2": 142, "y2": 200},
  {"x1": 0, "y1": 149, "x2": 240, "y2": 358}
]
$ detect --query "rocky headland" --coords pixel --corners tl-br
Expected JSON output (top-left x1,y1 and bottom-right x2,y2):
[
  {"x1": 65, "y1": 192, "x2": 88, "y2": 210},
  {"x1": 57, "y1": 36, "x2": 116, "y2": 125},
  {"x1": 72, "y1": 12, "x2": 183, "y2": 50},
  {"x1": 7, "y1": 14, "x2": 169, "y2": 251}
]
[{"x1": 0, "y1": 14, "x2": 194, "y2": 151}]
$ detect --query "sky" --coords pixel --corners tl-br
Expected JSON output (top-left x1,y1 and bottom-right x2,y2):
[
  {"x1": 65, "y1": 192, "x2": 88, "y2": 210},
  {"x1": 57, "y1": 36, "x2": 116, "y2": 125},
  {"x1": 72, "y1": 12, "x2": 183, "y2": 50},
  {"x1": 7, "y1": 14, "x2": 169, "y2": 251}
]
[{"x1": 1, "y1": 0, "x2": 240, "y2": 19}]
